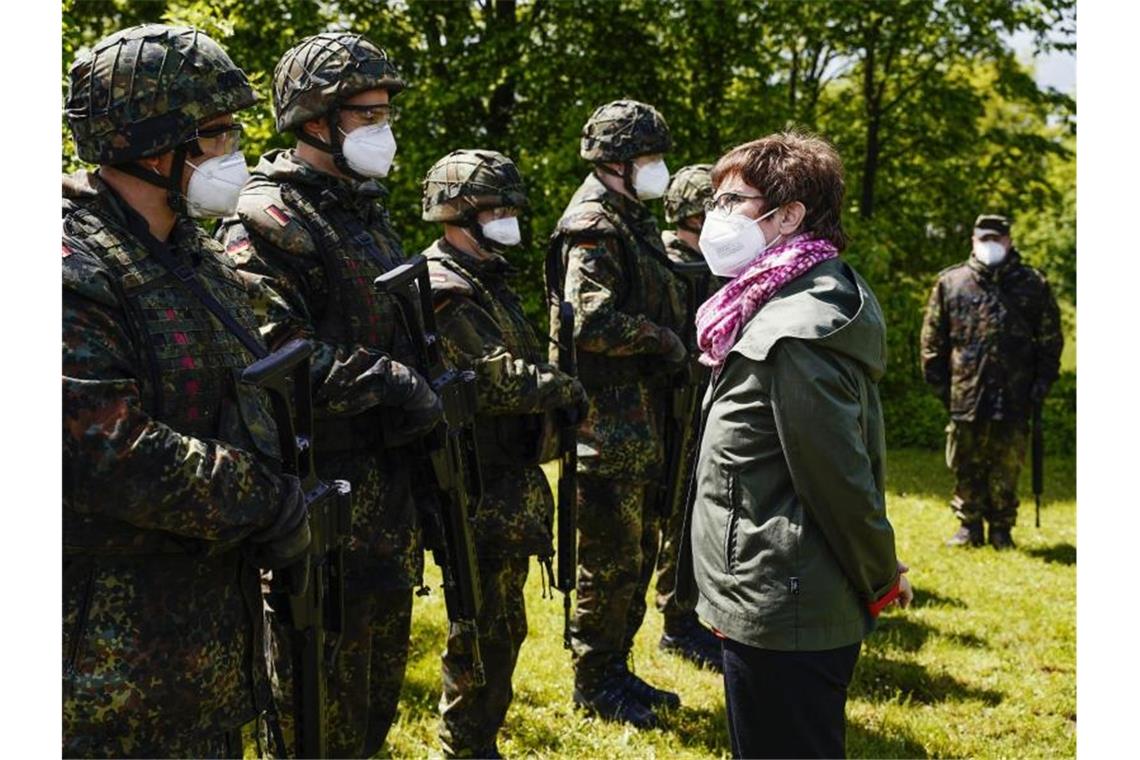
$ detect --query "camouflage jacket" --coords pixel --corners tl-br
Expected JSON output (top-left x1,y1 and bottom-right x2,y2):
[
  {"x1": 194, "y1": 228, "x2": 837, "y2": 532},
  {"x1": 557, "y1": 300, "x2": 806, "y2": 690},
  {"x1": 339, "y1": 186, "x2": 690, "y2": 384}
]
[
  {"x1": 62, "y1": 171, "x2": 279, "y2": 755},
  {"x1": 661, "y1": 230, "x2": 723, "y2": 345},
  {"x1": 220, "y1": 148, "x2": 424, "y2": 591},
  {"x1": 426, "y1": 239, "x2": 580, "y2": 556},
  {"x1": 549, "y1": 173, "x2": 687, "y2": 480},
  {"x1": 920, "y1": 250, "x2": 1063, "y2": 422}
]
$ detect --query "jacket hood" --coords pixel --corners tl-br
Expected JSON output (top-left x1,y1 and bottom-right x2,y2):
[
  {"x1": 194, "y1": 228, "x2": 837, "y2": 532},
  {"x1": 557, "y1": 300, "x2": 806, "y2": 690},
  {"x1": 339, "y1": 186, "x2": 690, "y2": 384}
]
[{"x1": 731, "y1": 258, "x2": 887, "y2": 380}]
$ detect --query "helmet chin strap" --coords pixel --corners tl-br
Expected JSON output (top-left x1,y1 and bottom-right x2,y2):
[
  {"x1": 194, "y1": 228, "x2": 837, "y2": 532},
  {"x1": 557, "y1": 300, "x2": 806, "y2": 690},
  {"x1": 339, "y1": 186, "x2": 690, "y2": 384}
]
[
  {"x1": 296, "y1": 106, "x2": 370, "y2": 182},
  {"x1": 114, "y1": 143, "x2": 192, "y2": 215},
  {"x1": 595, "y1": 161, "x2": 640, "y2": 201},
  {"x1": 460, "y1": 217, "x2": 510, "y2": 258}
]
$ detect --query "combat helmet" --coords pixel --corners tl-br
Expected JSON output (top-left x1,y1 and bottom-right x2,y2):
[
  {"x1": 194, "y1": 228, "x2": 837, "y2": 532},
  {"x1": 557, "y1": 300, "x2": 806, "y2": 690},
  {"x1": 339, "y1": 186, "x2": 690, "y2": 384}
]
[
  {"x1": 663, "y1": 164, "x2": 713, "y2": 225},
  {"x1": 66, "y1": 24, "x2": 257, "y2": 166},
  {"x1": 273, "y1": 33, "x2": 403, "y2": 178},
  {"x1": 579, "y1": 99, "x2": 671, "y2": 163},
  {"x1": 422, "y1": 149, "x2": 527, "y2": 222},
  {"x1": 422, "y1": 149, "x2": 528, "y2": 253}
]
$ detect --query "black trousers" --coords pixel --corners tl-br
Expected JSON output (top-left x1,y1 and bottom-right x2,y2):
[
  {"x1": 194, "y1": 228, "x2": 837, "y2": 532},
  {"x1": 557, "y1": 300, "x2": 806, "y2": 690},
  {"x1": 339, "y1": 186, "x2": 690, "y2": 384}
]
[{"x1": 722, "y1": 637, "x2": 862, "y2": 759}]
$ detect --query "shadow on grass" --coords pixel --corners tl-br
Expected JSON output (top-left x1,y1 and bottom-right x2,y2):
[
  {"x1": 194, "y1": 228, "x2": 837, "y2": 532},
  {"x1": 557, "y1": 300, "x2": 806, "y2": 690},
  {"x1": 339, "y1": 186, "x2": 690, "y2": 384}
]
[
  {"x1": 871, "y1": 614, "x2": 987, "y2": 653},
  {"x1": 911, "y1": 587, "x2": 967, "y2": 609},
  {"x1": 1025, "y1": 542, "x2": 1076, "y2": 566},
  {"x1": 660, "y1": 703, "x2": 730, "y2": 754},
  {"x1": 851, "y1": 652, "x2": 1002, "y2": 706},
  {"x1": 847, "y1": 721, "x2": 930, "y2": 759}
]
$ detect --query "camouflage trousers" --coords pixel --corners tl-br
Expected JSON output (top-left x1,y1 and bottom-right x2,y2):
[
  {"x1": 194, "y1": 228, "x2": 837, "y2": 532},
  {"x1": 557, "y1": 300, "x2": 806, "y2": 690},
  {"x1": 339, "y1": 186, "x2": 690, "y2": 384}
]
[
  {"x1": 946, "y1": 418, "x2": 1029, "y2": 529},
  {"x1": 268, "y1": 588, "x2": 413, "y2": 758},
  {"x1": 439, "y1": 556, "x2": 531, "y2": 757},
  {"x1": 570, "y1": 474, "x2": 661, "y2": 687},
  {"x1": 654, "y1": 422, "x2": 700, "y2": 634}
]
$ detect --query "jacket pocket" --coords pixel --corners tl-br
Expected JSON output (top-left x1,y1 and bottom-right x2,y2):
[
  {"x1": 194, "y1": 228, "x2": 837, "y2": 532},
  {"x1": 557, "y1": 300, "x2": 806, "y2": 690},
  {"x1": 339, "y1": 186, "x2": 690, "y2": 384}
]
[
  {"x1": 64, "y1": 561, "x2": 96, "y2": 684},
  {"x1": 723, "y1": 467, "x2": 741, "y2": 575}
]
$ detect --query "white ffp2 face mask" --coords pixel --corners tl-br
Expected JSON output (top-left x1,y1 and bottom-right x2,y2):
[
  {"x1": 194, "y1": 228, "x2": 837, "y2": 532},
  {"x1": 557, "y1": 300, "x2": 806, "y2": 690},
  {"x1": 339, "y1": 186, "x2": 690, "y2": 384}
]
[
  {"x1": 698, "y1": 206, "x2": 781, "y2": 278},
  {"x1": 633, "y1": 158, "x2": 670, "y2": 200},
  {"x1": 482, "y1": 217, "x2": 521, "y2": 246},
  {"x1": 340, "y1": 123, "x2": 397, "y2": 178},
  {"x1": 973, "y1": 240, "x2": 1007, "y2": 267},
  {"x1": 185, "y1": 152, "x2": 250, "y2": 219}
]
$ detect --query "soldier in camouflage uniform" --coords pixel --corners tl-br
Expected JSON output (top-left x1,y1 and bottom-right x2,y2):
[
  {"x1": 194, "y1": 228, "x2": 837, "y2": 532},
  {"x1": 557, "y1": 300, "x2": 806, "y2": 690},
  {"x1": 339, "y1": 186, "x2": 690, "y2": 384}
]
[
  {"x1": 218, "y1": 33, "x2": 441, "y2": 757},
  {"x1": 652, "y1": 164, "x2": 724, "y2": 671},
  {"x1": 920, "y1": 214, "x2": 1063, "y2": 550},
  {"x1": 547, "y1": 100, "x2": 689, "y2": 729},
  {"x1": 62, "y1": 25, "x2": 310, "y2": 757},
  {"x1": 420, "y1": 149, "x2": 587, "y2": 757}
]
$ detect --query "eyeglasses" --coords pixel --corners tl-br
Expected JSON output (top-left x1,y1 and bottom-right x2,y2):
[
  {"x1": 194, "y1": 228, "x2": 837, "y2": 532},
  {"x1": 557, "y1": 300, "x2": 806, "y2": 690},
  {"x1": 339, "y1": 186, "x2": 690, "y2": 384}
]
[
  {"x1": 191, "y1": 122, "x2": 244, "y2": 155},
  {"x1": 339, "y1": 103, "x2": 400, "y2": 127},
  {"x1": 704, "y1": 191, "x2": 765, "y2": 214}
]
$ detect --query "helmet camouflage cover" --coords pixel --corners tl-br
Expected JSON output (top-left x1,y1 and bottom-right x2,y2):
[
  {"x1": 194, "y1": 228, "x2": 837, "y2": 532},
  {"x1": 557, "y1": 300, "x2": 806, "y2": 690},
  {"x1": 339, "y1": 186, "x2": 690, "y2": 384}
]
[
  {"x1": 579, "y1": 99, "x2": 671, "y2": 163},
  {"x1": 422, "y1": 149, "x2": 528, "y2": 222},
  {"x1": 65, "y1": 24, "x2": 257, "y2": 164},
  {"x1": 273, "y1": 32, "x2": 405, "y2": 132},
  {"x1": 664, "y1": 163, "x2": 713, "y2": 223}
]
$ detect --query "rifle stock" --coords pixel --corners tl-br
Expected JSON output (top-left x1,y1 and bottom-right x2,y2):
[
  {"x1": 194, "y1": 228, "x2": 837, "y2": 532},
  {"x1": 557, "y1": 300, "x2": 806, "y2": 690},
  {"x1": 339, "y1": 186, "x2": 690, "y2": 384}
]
[
  {"x1": 374, "y1": 256, "x2": 486, "y2": 686},
  {"x1": 241, "y1": 339, "x2": 353, "y2": 760}
]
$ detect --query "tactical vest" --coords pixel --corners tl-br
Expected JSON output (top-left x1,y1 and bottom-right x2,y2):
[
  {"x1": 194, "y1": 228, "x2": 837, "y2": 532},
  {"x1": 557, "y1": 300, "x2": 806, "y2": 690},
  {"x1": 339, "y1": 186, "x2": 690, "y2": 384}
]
[
  {"x1": 428, "y1": 248, "x2": 556, "y2": 467},
  {"x1": 551, "y1": 193, "x2": 685, "y2": 388},
  {"x1": 273, "y1": 182, "x2": 416, "y2": 451},
  {"x1": 63, "y1": 203, "x2": 280, "y2": 555}
]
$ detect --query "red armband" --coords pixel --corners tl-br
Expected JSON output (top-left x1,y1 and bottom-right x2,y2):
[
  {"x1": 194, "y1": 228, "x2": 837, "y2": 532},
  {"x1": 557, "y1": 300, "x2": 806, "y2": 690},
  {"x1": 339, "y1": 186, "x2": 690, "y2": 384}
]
[{"x1": 867, "y1": 578, "x2": 902, "y2": 618}]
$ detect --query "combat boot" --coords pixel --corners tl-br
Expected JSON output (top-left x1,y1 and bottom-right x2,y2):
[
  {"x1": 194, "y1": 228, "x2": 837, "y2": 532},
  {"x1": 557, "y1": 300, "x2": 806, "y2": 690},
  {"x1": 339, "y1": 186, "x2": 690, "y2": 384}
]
[
  {"x1": 620, "y1": 662, "x2": 681, "y2": 710},
  {"x1": 989, "y1": 526, "x2": 1016, "y2": 550},
  {"x1": 945, "y1": 522, "x2": 984, "y2": 548},
  {"x1": 572, "y1": 674, "x2": 659, "y2": 729},
  {"x1": 659, "y1": 617, "x2": 723, "y2": 672}
]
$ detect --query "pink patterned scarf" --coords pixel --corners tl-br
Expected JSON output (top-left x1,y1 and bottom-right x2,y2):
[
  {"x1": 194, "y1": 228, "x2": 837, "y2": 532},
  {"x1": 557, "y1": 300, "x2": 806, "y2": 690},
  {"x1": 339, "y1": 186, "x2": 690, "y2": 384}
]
[{"x1": 695, "y1": 234, "x2": 839, "y2": 369}]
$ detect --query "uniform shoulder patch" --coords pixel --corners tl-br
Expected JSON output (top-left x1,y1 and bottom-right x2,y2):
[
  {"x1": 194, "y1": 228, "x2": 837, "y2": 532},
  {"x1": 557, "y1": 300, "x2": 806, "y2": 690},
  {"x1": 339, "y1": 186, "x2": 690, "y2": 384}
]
[
  {"x1": 427, "y1": 261, "x2": 475, "y2": 297},
  {"x1": 235, "y1": 183, "x2": 317, "y2": 257}
]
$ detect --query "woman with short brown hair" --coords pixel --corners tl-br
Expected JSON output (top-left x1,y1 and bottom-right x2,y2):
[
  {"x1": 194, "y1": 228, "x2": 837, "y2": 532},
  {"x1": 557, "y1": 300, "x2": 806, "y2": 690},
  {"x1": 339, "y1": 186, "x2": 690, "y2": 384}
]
[{"x1": 678, "y1": 132, "x2": 912, "y2": 758}]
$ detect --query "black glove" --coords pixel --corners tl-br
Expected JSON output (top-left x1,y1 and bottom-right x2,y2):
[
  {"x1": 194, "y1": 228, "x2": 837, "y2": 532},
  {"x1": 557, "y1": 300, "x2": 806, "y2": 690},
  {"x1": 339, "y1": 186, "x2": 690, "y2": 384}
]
[
  {"x1": 248, "y1": 474, "x2": 311, "y2": 572},
  {"x1": 660, "y1": 328, "x2": 688, "y2": 366},
  {"x1": 383, "y1": 368, "x2": 444, "y2": 447},
  {"x1": 1029, "y1": 379, "x2": 1050, "y2": 407}
]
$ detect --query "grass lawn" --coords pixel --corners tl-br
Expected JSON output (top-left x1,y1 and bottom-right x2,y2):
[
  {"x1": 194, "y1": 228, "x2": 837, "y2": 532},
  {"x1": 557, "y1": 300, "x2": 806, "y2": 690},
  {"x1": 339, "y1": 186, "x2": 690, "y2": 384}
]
[{"x1": 380, "y1": 448, "x2": 1075, "y2": 758}]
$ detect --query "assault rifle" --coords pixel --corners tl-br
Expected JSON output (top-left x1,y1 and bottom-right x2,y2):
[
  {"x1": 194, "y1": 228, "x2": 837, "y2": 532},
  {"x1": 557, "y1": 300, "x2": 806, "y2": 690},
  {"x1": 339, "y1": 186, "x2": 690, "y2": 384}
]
[
  {"x1": 656, "y1": 259, "x2": 714, "y2": 519},
  {"x1": 554, "y1": 301, "x2": 579, "y2": 649},
  {"x1": 241, "y1": 339, "x2": 353, "y2": 759},
  {"x1": 374, "y1": 256, "x2": 486, "y2": 686}
]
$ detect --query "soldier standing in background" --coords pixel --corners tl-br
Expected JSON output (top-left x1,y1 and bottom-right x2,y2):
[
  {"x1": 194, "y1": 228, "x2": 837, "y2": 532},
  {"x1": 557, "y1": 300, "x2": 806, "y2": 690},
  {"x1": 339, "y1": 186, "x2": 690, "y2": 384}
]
[
  {"x1": 420, "y1": 149, "x2": 587, "y2": 758},
  {"x1": 653, "y1": 164, "x2": 724, "y2": 671},
  {"x1": 920, "y1": 214, "x2": 1063, "y2": 550},
  {"x1": 547, "y1": 100, "x2": 689, "y2": 728},
  {"x1": 219, "y1": 33, "x2": 441, "y2": 757},
  {"x1": 63, "y1": 25, "x2": 309, "y2": 756}
]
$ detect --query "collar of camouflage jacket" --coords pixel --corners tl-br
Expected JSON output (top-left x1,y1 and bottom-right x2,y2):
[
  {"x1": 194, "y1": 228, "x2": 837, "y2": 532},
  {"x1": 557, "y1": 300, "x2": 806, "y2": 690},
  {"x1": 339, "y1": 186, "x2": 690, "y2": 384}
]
[
  {"x1": 968, "y1": 246, "x2": 1022, "y2": 279},
  {"x1": 253, "y1": 148, "x2": 388, "y2": 208},
  {"x1": 435, "y1": 237, "x2": 515, "y2": 280}
]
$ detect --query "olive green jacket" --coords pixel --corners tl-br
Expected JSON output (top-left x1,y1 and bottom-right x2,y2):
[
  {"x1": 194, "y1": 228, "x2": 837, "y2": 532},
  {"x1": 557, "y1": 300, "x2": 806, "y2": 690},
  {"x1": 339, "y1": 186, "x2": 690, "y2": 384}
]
[{"x1": 681, "y1": 259, "x2": 900, "y2": 651}]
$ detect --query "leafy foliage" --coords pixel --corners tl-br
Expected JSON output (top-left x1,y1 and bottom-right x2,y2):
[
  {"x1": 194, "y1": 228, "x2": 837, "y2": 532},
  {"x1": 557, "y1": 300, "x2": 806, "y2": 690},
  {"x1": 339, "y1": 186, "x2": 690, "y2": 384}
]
[{"x1": 62, "y1": 0, "x2": 1076, "y2": 451}]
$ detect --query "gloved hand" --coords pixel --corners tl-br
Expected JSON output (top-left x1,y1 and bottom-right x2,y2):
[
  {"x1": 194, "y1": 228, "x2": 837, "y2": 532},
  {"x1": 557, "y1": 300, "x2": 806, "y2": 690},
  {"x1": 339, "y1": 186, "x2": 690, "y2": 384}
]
[
  {"x1": 248, "y1": 474, "x2": 311, "y2": 572},
  {"x1": 1029, "y1": 379, "x2": 1050, "y2": 407},
  {"x1": 383, "y1": 368, "x2": 444, "y2": 447},
  {"x1": 559, "y1": 378, "x2": 590, "y2": 426},
  {"x1": 660, "y1": 328, "x2": 688, "y2": 366}
]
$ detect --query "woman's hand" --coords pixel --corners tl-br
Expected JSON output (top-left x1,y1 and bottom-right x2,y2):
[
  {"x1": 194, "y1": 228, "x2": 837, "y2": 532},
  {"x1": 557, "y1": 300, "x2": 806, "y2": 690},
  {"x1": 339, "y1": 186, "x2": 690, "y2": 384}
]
[{"x1": 895, "y1": 561, "x2": 914, "y2": 609}]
